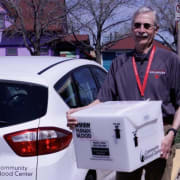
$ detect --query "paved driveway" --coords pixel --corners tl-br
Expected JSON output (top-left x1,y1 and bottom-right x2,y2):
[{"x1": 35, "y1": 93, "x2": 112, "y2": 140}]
[{"x1": 99, "y1": 149, "x2": 180, "y2": 180}]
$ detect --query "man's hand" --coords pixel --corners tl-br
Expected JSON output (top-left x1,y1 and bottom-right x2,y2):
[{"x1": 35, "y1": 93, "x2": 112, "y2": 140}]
[
  {"x1": 160, "y1": 131, "x2": 174, "y2": 159},
  {"x1": 66, "y1": 107, "x2": 83, "y2": 130},
  {"x1": 66, "y1": 99, "x2": 101, "y2": 130}
]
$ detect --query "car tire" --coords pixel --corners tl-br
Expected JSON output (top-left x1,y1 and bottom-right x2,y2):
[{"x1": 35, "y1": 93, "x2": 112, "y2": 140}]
[{"x1": 85, "y1": 170, "x2": 96, "y2": 180}]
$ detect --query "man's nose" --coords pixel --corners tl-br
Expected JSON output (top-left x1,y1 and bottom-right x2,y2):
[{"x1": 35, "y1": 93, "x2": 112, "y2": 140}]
[{"x1": 139, "y1": 25, "x2": 146, "y2": 32}]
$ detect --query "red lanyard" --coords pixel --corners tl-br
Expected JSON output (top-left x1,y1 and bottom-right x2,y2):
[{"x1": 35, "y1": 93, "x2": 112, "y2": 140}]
[{"x1": 132, "y1": 46, "x2": 156, "y2": 97}]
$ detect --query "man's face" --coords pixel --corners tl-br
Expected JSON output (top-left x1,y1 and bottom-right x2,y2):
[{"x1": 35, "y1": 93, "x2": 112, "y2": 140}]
[{"x1": 132, "y1": 12, "x2": 158, "y2": 50}]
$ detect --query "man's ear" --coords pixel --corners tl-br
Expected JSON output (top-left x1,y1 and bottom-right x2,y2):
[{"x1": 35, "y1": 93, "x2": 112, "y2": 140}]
[
  {"x1": 154, "y1": 25, "x2": 159, "y2": 36},
  {"x1": 155, "y1": 25, "x2": 159, "y2": 32}
]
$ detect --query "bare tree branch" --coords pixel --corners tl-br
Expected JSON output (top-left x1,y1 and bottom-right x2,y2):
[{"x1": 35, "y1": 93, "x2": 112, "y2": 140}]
[
  {"x1": 156, "y1": 33, "x2": 176, "y2": 52},
  {"x1": 0, "y1": 0, "x2": 78, "y2": 55},
  {"x1": 145, "y1": 0, "x2": 176, "y2": 51},
  {"x1": 68, "y1": 0, "x2": 137, "y2": 64}
]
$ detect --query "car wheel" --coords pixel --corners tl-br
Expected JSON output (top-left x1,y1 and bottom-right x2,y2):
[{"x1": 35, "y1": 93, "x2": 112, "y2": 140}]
[{"x1": 85, "y1": 170, "x2": 96, "y2": 180}]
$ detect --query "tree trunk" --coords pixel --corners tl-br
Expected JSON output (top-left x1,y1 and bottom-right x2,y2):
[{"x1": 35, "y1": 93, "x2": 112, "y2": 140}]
[
  {"x1": 32, "y1": 40, "x2": 41, "y2": 56},
  {"x1": 95, "y1": 35, "x2": 102, "y2": 65},
  {"x1": 95, "y1": 49, "x2": 102, "y2": 65}
]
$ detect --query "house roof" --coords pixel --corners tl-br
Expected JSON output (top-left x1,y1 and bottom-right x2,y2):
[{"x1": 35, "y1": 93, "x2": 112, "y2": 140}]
[
  {"x1": 62, "y1": 35, "x2": 90, "y2": 42},
  {"x1": 1, "y1": 0, "x2": 67, "y2": 33},
  {"x1": 104, "y1": 35, "x2": 171, "y2": 51}
]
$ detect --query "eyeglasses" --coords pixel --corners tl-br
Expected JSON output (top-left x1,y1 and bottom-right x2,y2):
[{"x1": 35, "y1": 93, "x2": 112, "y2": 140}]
[{"x1": 133, "y1": 23, "x2": 155, "y2": 30}]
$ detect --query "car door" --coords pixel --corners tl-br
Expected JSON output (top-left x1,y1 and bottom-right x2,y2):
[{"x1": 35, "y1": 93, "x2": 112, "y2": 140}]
[
  {"x1": 0, "y1": 80, "x2": 48, "y2": 180},
  {"x1": 53, "y1": 64, "x2": 108, "y2": 180}
]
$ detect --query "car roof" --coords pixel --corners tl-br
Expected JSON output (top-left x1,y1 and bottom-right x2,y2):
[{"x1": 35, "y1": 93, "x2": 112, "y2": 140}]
[
  {"x1": 0, "y1": 56, "x2": 104, "y2": 86},
  {"x1": 0, "y1": 56, "x2": 74, "y2": 74}
]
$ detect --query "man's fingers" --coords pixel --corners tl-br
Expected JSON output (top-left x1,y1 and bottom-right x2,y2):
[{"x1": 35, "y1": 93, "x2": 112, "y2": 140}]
[
  {"x1": 67, "y1": 119, "x2": 78, "y2": 125},
  {"x1": 67, "y1": 107, "x2": 82, "y2": 115},
  {"x1": 66, "y1": 109, "x2": 78, "y2": 130},
  {"x1": 160, "y1": 150, "x2": 169, "y2": 159},
  {"x1": 161, "y1": 137, "x2": 171, "y2": 160}
]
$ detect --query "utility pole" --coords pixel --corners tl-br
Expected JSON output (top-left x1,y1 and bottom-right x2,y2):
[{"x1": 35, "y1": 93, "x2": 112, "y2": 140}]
[
  {"x1": 178, "y1": 22, "x2": 180, "y2": 56},
  {"x1": 176, "y1": 1, "x2": 180, "y2": 56}
]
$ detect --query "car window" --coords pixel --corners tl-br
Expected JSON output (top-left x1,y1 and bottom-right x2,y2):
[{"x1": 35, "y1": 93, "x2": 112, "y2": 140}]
[
  {"x1": 55, "y1": 75, "x2": 79, "y2": 108},
  {"x1": 55, "y1": 66, "x2": 103, "y2": 108},
  {"x1": 0, "y1": 82, "x2": 48, "y2": 127},
  {"x1": 91, "y1": 66, "x2": 107, "y2": 88},
  {"x1": 73, "y1": 67, "x2": 98, "y2": 106}
]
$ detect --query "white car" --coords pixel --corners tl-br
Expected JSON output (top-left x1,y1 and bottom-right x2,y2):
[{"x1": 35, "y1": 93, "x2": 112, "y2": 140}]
[{"x1": 0, "y1": 56, "x2": 115, "y2": 180}]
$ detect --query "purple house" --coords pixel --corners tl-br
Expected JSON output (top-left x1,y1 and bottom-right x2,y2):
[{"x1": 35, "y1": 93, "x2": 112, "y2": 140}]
[
  {"x1": 0, "y1": 33, "x2": 54, "y2": 56},
  {"x1": 0, "y1": 6, "x2": 46, "y2": 56},
  {"x1": 0, "y1": 1, "x2": 93, "y2": 59},
  {"x1": 0, "y1": 32, "x2": 93, "y2": 58}
]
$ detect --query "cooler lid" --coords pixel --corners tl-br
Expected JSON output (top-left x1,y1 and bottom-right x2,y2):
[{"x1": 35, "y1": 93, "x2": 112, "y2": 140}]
[{"x1": 72, "y1": 100, "x2": 162, "y2": 129}]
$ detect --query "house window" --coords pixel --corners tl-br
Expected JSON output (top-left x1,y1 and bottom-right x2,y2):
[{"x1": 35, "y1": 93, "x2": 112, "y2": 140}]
[
  {"x1": 0, "y1": 14, "x2": 5, "y2": 29},
  {"x1": 6, "y1": 48, "x2": 18, "y2": 56},
  {"x1": 40, "y1": 47, "x2": 49, "y2": 56}
]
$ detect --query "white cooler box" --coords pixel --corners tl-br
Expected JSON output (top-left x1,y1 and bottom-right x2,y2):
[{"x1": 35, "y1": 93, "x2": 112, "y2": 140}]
[{"x1": 72, "y1": 101, "x2": 164, "y2": 172}]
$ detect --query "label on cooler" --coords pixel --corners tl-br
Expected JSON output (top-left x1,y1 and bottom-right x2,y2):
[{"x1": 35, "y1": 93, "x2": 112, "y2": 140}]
[
  {"x1": 75, "y1": 122, "x2": 92, "y2": 139},
  {"x1": 90, "y1": 140, "x2": 112, "y2": 161}
]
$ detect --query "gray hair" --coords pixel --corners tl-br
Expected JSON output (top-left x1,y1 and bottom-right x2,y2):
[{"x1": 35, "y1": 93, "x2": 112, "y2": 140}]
[{"x1": 132, "y1": 6, "x2": 159, "y2": 27}]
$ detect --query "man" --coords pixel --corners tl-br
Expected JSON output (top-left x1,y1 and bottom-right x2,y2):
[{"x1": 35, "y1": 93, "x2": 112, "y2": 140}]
[{"x1": 67, "y1": 6, "x2": 180, "y2": 180}]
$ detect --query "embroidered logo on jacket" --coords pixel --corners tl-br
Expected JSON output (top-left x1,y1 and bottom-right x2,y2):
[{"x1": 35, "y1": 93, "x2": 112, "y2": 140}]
[{"x1": 149, "y1": 70, "x2": 166, "y2": 79}]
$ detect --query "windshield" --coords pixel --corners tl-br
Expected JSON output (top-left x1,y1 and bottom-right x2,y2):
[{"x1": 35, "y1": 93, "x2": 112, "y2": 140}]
[{"x1": 0, "y1": 81, "x2": 48, "y2": 127}]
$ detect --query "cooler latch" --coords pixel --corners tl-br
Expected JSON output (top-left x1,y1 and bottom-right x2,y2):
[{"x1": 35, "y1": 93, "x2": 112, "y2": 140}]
[{"x1": 133, "y1": 130, "x2": 138, "y2": 147}]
